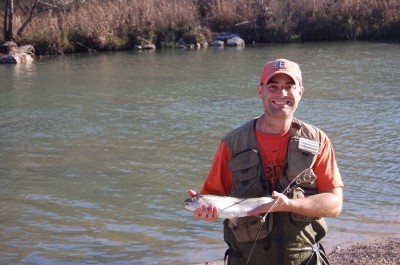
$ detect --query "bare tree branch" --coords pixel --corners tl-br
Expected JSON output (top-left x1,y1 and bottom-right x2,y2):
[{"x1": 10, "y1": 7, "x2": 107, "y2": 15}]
[
  {"x1": 37, "y1": 0, "x2": 85, "y2": 8},
  {"x1": 13, "y1": 0, "x2": 85, "y2": 37},
  {"x1": 16, "y1": 0, "x2": 50, "y2": 36}
]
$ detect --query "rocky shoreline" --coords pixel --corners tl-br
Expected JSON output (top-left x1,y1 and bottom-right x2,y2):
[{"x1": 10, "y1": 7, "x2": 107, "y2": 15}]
[
  {"x1": 196, "y1": 237, "x2": 400, "y2": 265},
  {"x1": 328, "y1": 237, "x2": 399, "y2": 265}
]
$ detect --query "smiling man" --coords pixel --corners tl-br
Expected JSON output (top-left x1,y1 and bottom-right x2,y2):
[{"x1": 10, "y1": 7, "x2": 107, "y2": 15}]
[{"x1": 188, "y1": 59, "x2": 344, "y2": 265}]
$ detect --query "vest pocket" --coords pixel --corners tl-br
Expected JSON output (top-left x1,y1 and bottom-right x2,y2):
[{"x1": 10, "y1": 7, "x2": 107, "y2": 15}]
[
  {"x1": 290, "y1": 187, "x2": 319, "y2": 222},
  {"x1": 286, "y1": 136, "x2": 319, "y2": 181},
  {"x1": 229, "y1": 149, "x2": 264, "y2": 197},
  {"x1": 228, "y1": 215, "x2": 272, "y2": 243}
]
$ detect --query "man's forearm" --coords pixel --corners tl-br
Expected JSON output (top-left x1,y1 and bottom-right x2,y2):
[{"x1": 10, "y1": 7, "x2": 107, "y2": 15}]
[{"x1": 285, "y1": 187, "x2": 343, "y2": 217}]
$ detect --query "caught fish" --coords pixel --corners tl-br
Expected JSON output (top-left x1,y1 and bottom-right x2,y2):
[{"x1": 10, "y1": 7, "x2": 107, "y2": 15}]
[{"x1": 184, "y1": 194, "x2": 274, "y2": 219}]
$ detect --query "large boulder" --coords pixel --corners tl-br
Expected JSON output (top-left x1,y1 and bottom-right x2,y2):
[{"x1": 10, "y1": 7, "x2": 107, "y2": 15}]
[
  {"x1": 226, "y1": 37, "x2": 245, "y2": 47},
  {"x1": 0, "y1": 42, "x2": 35, "y2": 64},
  {"x1": 211, "y1": 32, "x2": 245, "y2": 47},
  {"x1": 0, "y1": 53, "x2": 34, "y2": 64}
]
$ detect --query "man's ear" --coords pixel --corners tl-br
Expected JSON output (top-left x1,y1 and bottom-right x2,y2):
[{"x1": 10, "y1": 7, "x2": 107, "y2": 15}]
[
  {"x1": 299, "y1": 86, "x2": 304, "y2": 97},
  {"x1": 257, "y1": 85, "x2": 263, "y2": 98}
]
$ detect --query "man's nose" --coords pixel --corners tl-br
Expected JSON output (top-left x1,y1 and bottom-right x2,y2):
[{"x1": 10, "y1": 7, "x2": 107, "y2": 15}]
[{"x1": 278, "y1": 88, "x2": 288, "y2": 96}]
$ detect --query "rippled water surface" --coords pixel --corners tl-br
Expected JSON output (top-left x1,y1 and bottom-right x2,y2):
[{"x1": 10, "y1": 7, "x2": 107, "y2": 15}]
[{"x1": 1, "y1": 42, "x2": 399, "y2": 264}]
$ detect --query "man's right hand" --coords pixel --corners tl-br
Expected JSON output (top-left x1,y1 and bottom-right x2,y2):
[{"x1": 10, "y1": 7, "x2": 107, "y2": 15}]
[{"x1": 187, "y1": 190, "x2": 219, "y2": 222}]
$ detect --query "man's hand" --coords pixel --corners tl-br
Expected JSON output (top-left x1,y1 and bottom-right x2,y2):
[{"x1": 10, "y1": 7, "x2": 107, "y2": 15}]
[
  {"x1": 247, "y1": 191, "x2": 288, "y2": 216},
  {"x1": 247, "y1": 187, "x2": 343, "y2": 218},
  {"x1": 187, "y1": 190, "x2": 219, "y2": 222}
]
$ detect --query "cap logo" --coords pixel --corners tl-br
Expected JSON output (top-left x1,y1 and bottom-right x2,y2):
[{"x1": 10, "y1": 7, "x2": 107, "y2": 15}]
[{"x1": 272, "y1": 60, "x2": 286, "y2": 69}]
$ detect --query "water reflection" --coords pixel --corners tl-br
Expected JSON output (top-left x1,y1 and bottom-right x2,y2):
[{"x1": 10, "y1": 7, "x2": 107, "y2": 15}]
[{"x1": 3, "y1": 59, "x2": 35, "y2": 90}]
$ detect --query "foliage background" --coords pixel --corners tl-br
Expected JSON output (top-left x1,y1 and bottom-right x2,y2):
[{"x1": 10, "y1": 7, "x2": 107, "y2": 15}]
[{"x1": 1, "y1": 0, "x2": 400, "y2": 54}]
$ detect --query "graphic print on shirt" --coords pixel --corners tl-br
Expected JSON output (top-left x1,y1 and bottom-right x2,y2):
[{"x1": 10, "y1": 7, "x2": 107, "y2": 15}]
[{"x1": 264, "y1": 159, "x2": 284, "y2": 190}]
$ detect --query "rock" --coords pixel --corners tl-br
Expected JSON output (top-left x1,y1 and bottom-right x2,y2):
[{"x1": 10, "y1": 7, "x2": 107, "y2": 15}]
[
  {"x1": 211, "y1": 33, "x2": 245, "y2": 47},
  {"x1": 213, "y1": 32, "x2": 240, "y2": 41},
  {"x1": 210, "y1": 40, "x2": 224, "y2": 47},
  {"x1": 0, "y1": 42, "x2": 35, "y2": 64},
  {"x1": 0, "y1": 41, "x2": 18, "y2": 54},
  {"x1": 200, "y1": 42, "x2": 208, "y2": 48},
  {"x1": 226, "y1": 37, "x2": 245, "y2": 47},
  {"x1": 0, "y1": 53, "x2": 34, "y2": 64},
  {"x1": 176, "y1": 43, "x2": 187, "y2": 49},
  {"x1": 17, "y1": 45, "x2": 35, "y2": 56},
  {"x1": 143, "y1": 44, "x2": 156, "y2": 50},
  {"x1": 175, "y1": 38, "x2": 206, "y2": 49},
  {"x1": 196, "y1": 238, "x2": 400, "y2": 265},
  {"x1": 134, "y1": 44, "x2": 156, "y2": 50},
  {"x1": 328, "y1": 238, "x2": 400, "y2": 265}
]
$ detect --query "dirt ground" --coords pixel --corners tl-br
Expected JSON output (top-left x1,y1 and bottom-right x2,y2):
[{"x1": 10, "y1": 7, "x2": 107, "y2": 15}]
[
  {"x1": 327, "y1": 237, "x2": 400, "y2": 265},
  {"x1": 198, "y1": 238, "x2": 400, "y2": 265}
]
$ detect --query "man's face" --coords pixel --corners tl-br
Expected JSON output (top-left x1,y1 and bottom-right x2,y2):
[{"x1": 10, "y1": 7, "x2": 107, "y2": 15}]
[{"x1": 258, "y1": 73, "x2": 304, "y2": 119}]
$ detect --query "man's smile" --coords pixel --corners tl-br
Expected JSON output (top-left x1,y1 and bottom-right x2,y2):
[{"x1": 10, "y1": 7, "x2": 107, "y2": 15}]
[{"x1": 272, "y1": 99, "x2": 291, "y2": 105}]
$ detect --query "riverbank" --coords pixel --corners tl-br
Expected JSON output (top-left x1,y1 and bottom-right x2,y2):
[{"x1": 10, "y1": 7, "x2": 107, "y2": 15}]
[
  {"x1": 196, "y1": 237, "x2": 400, "y2": 265},
  {"x1": 328, "y1": 237, "x2": 400, "y2": 265},
  {"x1": 3, "y1": 0, "x2": 400, "y2": 55}
]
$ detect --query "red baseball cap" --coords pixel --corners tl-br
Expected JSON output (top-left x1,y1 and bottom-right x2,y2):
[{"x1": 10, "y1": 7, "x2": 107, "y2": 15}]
[{"x1": 259, "y1": 59, "x2": 303, "y2": 87}]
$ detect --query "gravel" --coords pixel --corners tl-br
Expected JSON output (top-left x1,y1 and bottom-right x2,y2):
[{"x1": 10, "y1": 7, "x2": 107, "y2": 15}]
[
  {"x1": 197, "y1": 238, "x2": 400, "y2": 265},
  {"x1": 327, "y1": 238, "x2": 400, "y2": 265}
]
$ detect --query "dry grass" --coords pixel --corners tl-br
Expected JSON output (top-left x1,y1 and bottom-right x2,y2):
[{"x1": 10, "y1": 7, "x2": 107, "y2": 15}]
[{"x1": 2, "y1": 0, "x2": 399, "y2": 53}]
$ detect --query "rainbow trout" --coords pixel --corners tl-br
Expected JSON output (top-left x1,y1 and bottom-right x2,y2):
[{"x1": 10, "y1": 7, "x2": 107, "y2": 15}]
[{"x1": 184, "y1": 194, "x2": 274, "y2": 219}]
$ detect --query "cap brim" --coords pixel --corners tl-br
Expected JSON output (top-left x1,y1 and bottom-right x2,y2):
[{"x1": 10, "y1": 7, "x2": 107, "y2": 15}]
[{"x1": 263, "y1": 71, "x2": 300, "y2": 87}]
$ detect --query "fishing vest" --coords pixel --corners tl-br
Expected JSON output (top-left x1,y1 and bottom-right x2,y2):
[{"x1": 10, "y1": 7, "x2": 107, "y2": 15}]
[{"x1": 222, "y1": 118, "x2": 329, "y2": 265}]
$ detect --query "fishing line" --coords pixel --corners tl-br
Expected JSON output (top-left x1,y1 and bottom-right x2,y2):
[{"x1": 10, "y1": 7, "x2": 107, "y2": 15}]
[
  {"x1": 220, "y1": 198, "x2": 249, "y2": 211},
  {"x1": 244, "y1": 168, "x2": 315, "y2": 265}
]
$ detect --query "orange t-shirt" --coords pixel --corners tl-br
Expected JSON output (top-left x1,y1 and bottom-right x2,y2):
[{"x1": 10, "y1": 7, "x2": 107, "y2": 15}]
[{"x1": 200, "y1": 128, "x2": 343, "y2": 195}]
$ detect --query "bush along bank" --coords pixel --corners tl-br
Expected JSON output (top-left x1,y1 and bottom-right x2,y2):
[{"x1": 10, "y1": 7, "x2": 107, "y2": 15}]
[{"x1": 2, "y1": 0, "x2": 400, "y2": 55}]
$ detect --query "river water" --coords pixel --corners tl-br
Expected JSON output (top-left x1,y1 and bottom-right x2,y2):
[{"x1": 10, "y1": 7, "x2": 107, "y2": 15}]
[{"x1": 0, "y1": 41, "x2": 399, "y2": 264}]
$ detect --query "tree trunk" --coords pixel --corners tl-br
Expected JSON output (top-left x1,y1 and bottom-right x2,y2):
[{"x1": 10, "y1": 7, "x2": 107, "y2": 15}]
[
  {"x1": 9, "y1": 0, "x2": 14, "y2": 41},
  {"x1": 3, "y1": 0, "x2": 9, "y2": 41},
  {"x1": 4, "y1": 0, "x2": 14, "y2": 41}
]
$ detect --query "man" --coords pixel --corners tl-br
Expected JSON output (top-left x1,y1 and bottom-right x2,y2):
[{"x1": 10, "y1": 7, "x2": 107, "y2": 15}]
[{"x1": 188, "y1": 59, "x2": 343, "y2": 265}]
